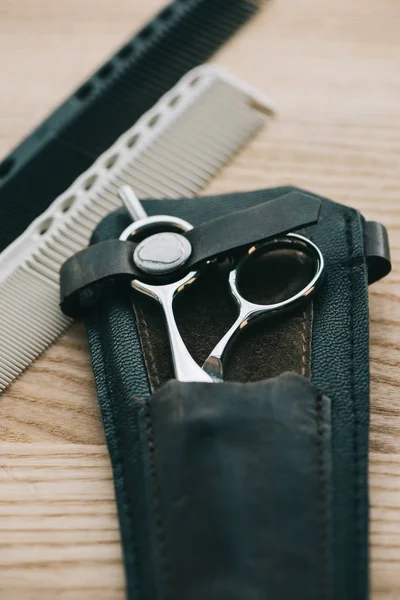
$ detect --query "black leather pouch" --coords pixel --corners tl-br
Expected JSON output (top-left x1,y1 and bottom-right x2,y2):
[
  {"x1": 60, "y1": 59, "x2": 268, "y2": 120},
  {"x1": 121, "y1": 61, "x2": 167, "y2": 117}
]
[
  {"x1": 131, "y1": 374, "x2": 332, "y2": 600},
  {"x1": 68, "y1": 186, "x2": 390, "y2": 600}
]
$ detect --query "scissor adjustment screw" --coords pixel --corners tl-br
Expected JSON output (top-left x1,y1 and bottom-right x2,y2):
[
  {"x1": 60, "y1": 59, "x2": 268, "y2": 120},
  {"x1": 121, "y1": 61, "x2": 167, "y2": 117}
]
[{"x1": 133, "y1": 231, "x2": 192, "y2": 275}]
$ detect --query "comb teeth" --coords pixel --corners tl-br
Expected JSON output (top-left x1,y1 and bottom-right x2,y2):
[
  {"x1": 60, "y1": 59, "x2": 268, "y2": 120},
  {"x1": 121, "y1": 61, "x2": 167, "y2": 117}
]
[
  {"x1": 0, "y1": 66, "x2": 274, "y2": 391},
  {"x1": 0, "y1": 269, "x2": 71, "y2": 389},
  {"x1": 0, "y1": 0, "x2": 263, "y2": 253}
]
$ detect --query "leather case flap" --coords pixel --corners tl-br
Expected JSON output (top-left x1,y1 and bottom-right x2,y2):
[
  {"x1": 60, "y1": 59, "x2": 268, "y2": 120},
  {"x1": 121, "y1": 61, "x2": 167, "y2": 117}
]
[{"x1": 136, "y1": 373, "x2": 333, "y2": 600}]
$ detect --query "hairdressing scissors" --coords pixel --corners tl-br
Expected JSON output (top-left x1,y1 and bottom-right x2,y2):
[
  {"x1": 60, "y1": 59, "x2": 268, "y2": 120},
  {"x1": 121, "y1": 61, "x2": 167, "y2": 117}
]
[{"x1": 119, "y1": 186, "x2": 324, "y2": 383}]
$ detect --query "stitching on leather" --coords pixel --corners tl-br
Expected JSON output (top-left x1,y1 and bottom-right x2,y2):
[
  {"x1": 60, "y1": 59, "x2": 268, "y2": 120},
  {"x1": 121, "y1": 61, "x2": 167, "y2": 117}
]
[
  {"x1": 142, "y1": 403, "x2": 171, "y2": 596},
  {"x1": 95, "y1": 298, "x2": 140, "y2": 596},
  {"x1": 300, "y1": 308, "x2": 308, "y2": 376},
  {"x1": 316, "y1": 391, "x2": 329, "y2": 600},
  {"x1": 346, "y1": 255, "x2": 364, "y2": 269},
  {"x1": 135, "y1": 302, "x2": 161, "y2": 390},
  {"x1": 299, "y1": 228, "x2": 313, "y2": 379},
  {"x1": 345, "y1": 212, "x2": 361, "y2": 590}
]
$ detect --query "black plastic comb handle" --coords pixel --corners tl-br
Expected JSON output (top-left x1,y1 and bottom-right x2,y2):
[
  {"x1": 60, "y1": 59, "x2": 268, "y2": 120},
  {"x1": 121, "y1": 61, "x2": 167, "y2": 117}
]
[{"x1": 0, "y1": 0, "x2": 262, "y2": 253}]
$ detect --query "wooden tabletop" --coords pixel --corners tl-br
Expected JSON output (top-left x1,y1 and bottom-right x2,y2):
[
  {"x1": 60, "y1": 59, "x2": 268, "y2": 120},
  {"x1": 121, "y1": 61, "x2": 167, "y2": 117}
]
[{"x1": 1, "y1": 0, "x2": 399, "y2": 598}]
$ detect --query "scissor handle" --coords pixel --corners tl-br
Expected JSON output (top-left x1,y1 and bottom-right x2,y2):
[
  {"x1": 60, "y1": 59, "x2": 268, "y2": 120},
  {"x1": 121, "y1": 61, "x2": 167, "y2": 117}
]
[
  {"x1": 230, "y1": 233, "x2": 324, "y2": 313},
  {"x1": 132, "y1": 272, "x2": 214, "y2": 383},
  {"x1": 203, "y1": 233, "x2": 324, "y2": 381},
  {"x1": 121, "y1": 212, "x2": 215, "y2": 383}
]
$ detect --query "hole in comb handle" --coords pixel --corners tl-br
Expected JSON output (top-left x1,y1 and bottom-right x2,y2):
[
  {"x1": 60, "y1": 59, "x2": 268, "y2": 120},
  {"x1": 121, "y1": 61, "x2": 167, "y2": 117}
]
[
  {"x1": 83, "y1": 174, "x2": 97, "y2": 191},
  {"x1": 127, "y1": 134, "x2": 140, "y2": 148},
  {"x1": 98, "y1": 63, "x2": 114, "y2": 80},
  {"x1": 158, "y1": 6, "x2": 174, "y2": 21},
  {"x1": 168, "y1": 95, "x2": 181, "y2": 108},
  {"x1": 76, "y1": 81, "x2": 94, "y2": 100},
  {"x1": 148, "y1": 114, "x2": 160, "y2": 128},
  {"x1": 189, "y1": 76, "x2": 202, "y2": 87},
  {"x1": 138, "y1": 25, "x2": 154, "y2": 41},
  {"x1": 104, "y1": 154, "x2": 119, "y2": 169},
  {"x1": 60, "y1": 195, "x2": 76, "y2": 213},
  {"x1": 38, "y1": 217, "x2": 53, "y2": 236},
  {"x1": 0, "y1": 157, "x2": 15, "y2": 178},
  {"x1": 117, "y1": 43, "x2": 134, "y2": 59}
]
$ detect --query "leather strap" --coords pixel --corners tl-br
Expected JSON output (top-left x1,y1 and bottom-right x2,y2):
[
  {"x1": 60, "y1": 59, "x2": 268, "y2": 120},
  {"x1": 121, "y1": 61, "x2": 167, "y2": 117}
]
[
  {"x1": 184, "y1": 190, "x2": 321, "y2": 265},
  {"x1": 60, "y1": 191, "x2": 322, "y2": 317},
  {"x1": 364, "y1": 221, "x2": 391, "y2": 284}
]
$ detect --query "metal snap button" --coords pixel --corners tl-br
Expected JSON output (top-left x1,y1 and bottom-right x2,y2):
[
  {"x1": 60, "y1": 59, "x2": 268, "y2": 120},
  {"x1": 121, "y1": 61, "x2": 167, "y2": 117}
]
[{"x1": 133, "y1": 231, "x2": 192, "y2": 275}]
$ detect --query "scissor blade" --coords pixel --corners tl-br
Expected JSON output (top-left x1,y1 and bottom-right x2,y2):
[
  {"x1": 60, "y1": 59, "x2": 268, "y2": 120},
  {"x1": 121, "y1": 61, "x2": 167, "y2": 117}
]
[{"x1": 202, "y1": 356, "x2": 224, "y2": 383}]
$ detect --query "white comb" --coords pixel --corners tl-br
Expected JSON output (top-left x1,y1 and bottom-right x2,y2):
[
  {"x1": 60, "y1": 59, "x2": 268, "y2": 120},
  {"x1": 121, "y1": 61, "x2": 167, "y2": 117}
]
[{"x1": 0, "y1": 65, "x2": 274, "y2": 391}]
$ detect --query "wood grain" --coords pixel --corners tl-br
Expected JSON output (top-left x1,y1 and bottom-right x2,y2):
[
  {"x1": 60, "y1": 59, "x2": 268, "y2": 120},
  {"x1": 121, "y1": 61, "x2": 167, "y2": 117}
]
[
  {"x1": 0, "y1": 0, "x2": 399, "y2": 597},
  {"x1": 0, "y1": 445, "x2": 123, "y2": 599}
]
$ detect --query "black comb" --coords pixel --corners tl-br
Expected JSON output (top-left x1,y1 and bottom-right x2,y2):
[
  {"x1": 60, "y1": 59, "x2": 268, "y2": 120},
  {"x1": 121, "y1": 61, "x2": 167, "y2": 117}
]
[{"x1": 0, "y1": 0, "x2": 262, "y2": 253}]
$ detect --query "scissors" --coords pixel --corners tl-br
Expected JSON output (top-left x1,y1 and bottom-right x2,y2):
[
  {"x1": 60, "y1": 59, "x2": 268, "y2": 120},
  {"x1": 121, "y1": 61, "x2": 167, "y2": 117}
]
[{"x1": 119, "y1": 186, "x2": 324, "y2": 383}]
